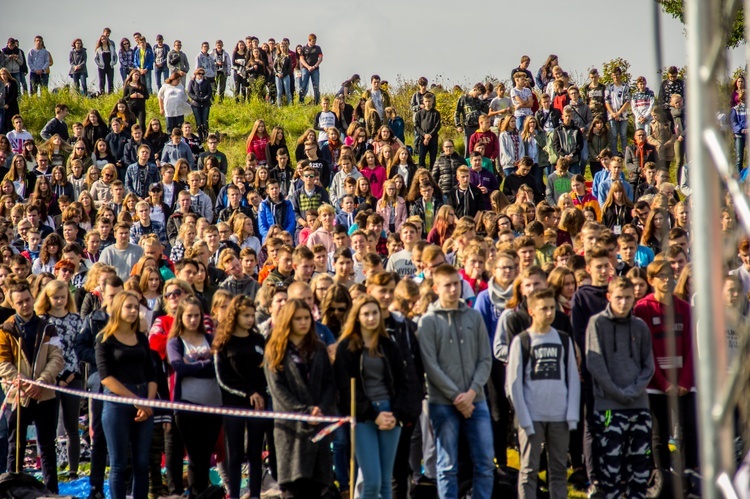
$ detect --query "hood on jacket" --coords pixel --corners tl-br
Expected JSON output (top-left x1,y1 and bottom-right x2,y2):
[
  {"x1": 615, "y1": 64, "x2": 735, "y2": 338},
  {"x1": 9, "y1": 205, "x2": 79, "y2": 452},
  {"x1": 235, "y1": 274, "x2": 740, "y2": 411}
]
[{"x1": 601, "y1": 304, "x2": 634, "y2": 356}]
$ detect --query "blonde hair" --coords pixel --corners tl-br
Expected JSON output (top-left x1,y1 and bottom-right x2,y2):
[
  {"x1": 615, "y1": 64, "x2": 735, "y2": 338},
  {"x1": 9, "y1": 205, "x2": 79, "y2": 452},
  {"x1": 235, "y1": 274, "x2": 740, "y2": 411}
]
[
  {"x1": 34, "y1": 279, "x2": 77, "y2": 315},
  {"x1": 97, "y1": 291, "x2": 141, "y2": 342}
]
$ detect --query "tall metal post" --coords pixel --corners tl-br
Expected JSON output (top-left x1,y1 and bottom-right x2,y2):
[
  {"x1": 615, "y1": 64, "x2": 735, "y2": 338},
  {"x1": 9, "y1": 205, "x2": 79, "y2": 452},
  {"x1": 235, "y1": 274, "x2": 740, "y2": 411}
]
[{"x1": 686, "y1": 0, "x2": 730, "y2": 497}]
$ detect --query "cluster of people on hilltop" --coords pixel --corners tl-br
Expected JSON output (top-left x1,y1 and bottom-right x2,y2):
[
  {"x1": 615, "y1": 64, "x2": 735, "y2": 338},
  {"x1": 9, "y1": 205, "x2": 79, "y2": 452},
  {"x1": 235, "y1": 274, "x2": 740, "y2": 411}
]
[{"x1": 0, "y1": 27, "x2": 746, "y2": 499}]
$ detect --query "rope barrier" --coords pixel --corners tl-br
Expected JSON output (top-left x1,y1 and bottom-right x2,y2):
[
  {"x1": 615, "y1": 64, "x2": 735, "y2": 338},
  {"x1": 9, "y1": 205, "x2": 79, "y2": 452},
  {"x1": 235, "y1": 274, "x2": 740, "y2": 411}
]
[{"x1": 14, "y1": 378, "x2": 348, "y2": 441}]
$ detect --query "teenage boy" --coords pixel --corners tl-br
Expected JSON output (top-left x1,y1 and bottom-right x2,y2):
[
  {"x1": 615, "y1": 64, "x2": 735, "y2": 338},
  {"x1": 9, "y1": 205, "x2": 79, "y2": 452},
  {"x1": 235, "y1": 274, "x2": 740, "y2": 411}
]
[
  {"x1": 524, "y1": 221, "x2": 554, "y2": 265},
  {"x1": 130, "y1": 200, "x2": 168, "y2": 247},
  {"x1": 468, "y1": 114, "x2": 499, "y2": 165},
  {"x1": 258, "y1": 179, "x2": 296, "y2": 241},
  {"x1": 105, "y1": 118, "x2": 129, "y2": 170},
  {"x1": 123, "y1": 125, "x2": 146, "y2": 167},
  {"x1": 0, "y1": 281, "x2": 64, "y2": 493},
  {"x1": 551, "y1": 106, "x2": 584, "y2": 175},
  {"x1": 418, "y1": 264, "x2": 494, "y2": 499},
  {"x1": 545, "y1": 158, "x2": 572, "y2": 205},
  {"x1": 331, "y1": 247, "x2": 355, "y2": 288},
  {"x1": 570, "y1": 246, "x2": 613, "y2": 493},
  {"x1": 510, "y1": 73, "x2": 533, "y2": 132},
  {"x1": 469, "y1": 152, "x2": 498, "y2": 210},
  {"x1": 304, "y1": 141, "x2": 331, "y2": 188},
  {"x1": 385, "y1": 222, "x2": 419, "y2": 277},
  {"x1": 633, "y1": 260, "x2": 698, "y2": 475},
  {"x1": 291, "y1": 246, "x2": 315, "y2": 284},
  {"x1": 506, "y1": 288, "x2": 580, "y2": 499},
  {"x1": 291, "y1": 166, "x2": 330, "y2": 230},
  {"x1": 25, "y1": 204, "x2": 53, "y2": 238},
  {"x1": 125, "y1": 145, "x2": 159, "y2": 199},
  {"x1": 161, "y1": 128, "x2": 195, "y2": 167},
  {"x1": 167, "y1": 191, "x2": 194, "y2": 246},
  {"x1": 6, "y1": 115, "x2": 33, "y2": 154},
  {"x1": 20, "y1": 228, "x2": 41, "y2": 263},
  {"x1": 334, "y1": 195, "x2": 358, "y2": 230},
  {"x1": 269, "y1": 148, "x2": 294, "y2": 198},
  {"x1": 197, "y1": 133, "x2": 228, "y2": 174},
  {"x1": 586, "y1": 277, "x2": 654, "y2": 499},
  {"x1": 414, "y1": 92, "x2": 441, "y2": 167},
  {"x1": 329, "y1": 154, "x2": 361, "y2": 206},
  {"x1": 100, "y1": 222, "x2": 144, "y2": 280},
  {"x1": 502, "y1": 156, "x2": 541, "y2": 204},
  {"x1": 218, "y1": 249, "x2": 261, "y2": 299},
  {"x1": 265, "y1": 245, "x2": 295, "y2": 286},
  {"x1": 40, "y1": 104, "x2": 70, "y2": 141},
  {"x1": 217, "y1": 184, "x2": 252, "y2": 224},
  {"x1": 449, "y1": 166, "x2": 483, "y2": 219},
  {"x1": 187, "y1": 171, "x2": 214, "y2": 222},
  {"x1": 535, "y1": 93, "x2": 561, "y2": 133},
  {"x1": 366, "y1": 213, "x2": 388, "y2": 257},
  {"x1": 108, "y1": 180, "x2": 126, "y2": 218},
  {"x1": 616, "y1": 233, "x2": 638, "y2": 276}
]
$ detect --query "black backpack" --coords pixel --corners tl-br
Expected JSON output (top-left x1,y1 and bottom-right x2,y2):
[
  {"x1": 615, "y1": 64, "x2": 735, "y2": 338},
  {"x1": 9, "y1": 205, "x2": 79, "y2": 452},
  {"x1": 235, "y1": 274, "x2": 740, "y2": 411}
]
[{"x1": 0, "y1": 473, "x2": 74, "y2": 499}]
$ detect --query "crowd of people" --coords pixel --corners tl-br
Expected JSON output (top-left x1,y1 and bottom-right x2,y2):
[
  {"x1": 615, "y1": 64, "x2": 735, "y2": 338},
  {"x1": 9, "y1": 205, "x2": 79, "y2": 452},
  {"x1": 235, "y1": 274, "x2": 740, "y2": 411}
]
[{"x1": 0, "y1": 26, "x2": 745, "y2": 499}]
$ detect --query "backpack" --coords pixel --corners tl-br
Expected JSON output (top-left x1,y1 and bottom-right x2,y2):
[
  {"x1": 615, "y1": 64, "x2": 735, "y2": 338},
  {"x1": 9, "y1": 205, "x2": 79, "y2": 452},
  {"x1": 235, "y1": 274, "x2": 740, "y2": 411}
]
[
  {"x1": 518, "y1": 330, "x2": 571, "y2": 390},
  {"x1": 0, "y1": 472, "x2": 74, "y2": 499}
]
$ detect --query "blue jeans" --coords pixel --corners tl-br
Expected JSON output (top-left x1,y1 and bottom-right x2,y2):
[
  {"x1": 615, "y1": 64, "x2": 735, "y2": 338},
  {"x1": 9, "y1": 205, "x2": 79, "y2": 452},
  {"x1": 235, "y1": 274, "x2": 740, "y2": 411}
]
[
  {"x1": 72, "y1": 73, "x2": 87, "y2": 94},
  {"x1": 429, "y1": 401, "x2": 495, "y2": 499},
  {"x1": 30, "y1": 73, "x2": 49, "y2": 95},
  {"x1": 355, "y1": 400, "x2": 401, "y2": 499},
  {"x1": 515, "y1": 115, "x2": 529, "y2": 133},
  {"x1": 568, "y1": 162, "x2": 581, "y2": 175},
  {"x1": 736, "y1": 135, "x2": 746, "y2": 173},
  {"x1": 141, "y1": 70, "x2": 153, "y2": 94},
  {"x1": 120, "y1": 66, "x2": 132, "y2": 85},
  {"x1": 155, "y1": 65, "x2": 169, "y2": 90},
  {"x1": 609, "y1": 118, "x2": 628, "y2": 154},
  {"x1": 192, "y1": 106, "x2": 210, "y2": 137},
  {"x1": 102, "y1": 383, "x2": 154, "y2": 499},
  {"x1": 300, "y1": 67, "x2": 320, "y2": 104},
  {"x1": 275, "y1": 75, "x2": 291, "y2": 106}
]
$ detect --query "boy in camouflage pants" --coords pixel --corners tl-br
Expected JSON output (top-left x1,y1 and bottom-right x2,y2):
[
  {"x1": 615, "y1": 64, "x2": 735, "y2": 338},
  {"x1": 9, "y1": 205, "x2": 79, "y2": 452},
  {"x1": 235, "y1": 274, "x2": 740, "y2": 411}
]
[{"x1": 585, "y1": 277, "x2": 655, "y2": 499}]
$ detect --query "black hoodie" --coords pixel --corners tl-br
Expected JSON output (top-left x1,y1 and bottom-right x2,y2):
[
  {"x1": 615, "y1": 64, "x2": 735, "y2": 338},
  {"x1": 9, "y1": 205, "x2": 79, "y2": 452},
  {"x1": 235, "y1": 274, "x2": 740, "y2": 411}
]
[{"x1": 570, "y1": 284, "x2": 609, "y2": 375}]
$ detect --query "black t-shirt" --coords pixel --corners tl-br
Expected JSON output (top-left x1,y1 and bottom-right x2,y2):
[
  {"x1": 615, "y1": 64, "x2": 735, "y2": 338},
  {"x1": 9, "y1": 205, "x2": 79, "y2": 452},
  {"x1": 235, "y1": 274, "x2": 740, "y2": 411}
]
[
  {"x1": 95, "y1": 333, "x2": 156, "y2": 385},
  {"x1": 301, "y1": 44, "x2": 322, "y2": 67}
]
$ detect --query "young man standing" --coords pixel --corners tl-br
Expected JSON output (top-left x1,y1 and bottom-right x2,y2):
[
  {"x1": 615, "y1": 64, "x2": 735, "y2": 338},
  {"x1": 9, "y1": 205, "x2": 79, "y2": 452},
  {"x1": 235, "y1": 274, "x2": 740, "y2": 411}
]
[
  {"x1": 506, "y1": 288, "x2": 580, "y2": 499},
  {"x1": 6, "y1": 115, "x2": 33, "y2": 154},
  {"x1": 290, "y1": 166, "x2": 330, "y2": 231},
  {"x1": 40, "y1": 104, "x2": 70, "y2": 141},
  {"x1": 258, "y1": 179, "x2": 296, "y2": 241},
  {"x1": 605, "y1": 67, "x2": 631, "y2": 154},
  {"x1": 449, "y1": 166, "x2": 483, "y2": 219},
  {"x1": 0, "y1": 281, "x2": 63, "y2": 492},
  {"x1": 586, "y1": 277, "x2": 654, "y2": 499},
  {"x1": 187, "y1": 171, "x2": 214, "y2": 222},
  {"x1": 269, "y1": 148, "x2": 294, "y2": 198},
  {"x1": 469, "y1": 152, "x2": 498, "y2": 210},
  {"x1": 196, "y1": 133, "x2": 228, "y2": 174},
  {"x1": 100, "y1": 222, "x2": 144, "y2": 280},
  {"x1": 125, "y1": 145, "x2": 159, "y2": 199},
  {"x1": 551, "y1": 106, "x2": 584, "y2": 175},
  {"x1": 385, "y1": 222, "x2": 419, "y2": 277},
  {"x1": 570, "y1": 246, "x2": 611, "y2": 494},
  {"x1": 414, "y1": 92, "x2": 441, "y2": 168},
  {"x1": 419, "y1": 264, "x2": 494, "y2": 499},
  {"x1": 633, "y1": 260, "x2": 698, "y2": 476}
]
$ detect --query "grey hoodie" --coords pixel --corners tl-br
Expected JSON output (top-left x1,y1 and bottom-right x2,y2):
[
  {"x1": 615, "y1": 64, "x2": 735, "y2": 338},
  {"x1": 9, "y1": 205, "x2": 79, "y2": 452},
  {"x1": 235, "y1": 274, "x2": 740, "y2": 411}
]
[
  {"x1": 585, "y1": 305, "x2": 654, "y2": 411},
  {"x1": 418, "y1": 300, "x2": 491, "y2": 405}
]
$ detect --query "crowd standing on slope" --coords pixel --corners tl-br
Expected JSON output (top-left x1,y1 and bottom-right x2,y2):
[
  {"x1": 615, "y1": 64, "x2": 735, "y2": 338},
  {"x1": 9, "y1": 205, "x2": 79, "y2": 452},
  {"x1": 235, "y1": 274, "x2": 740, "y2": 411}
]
[{"x1": 0, "y1": 27, "x2": 746, "y2": 499}]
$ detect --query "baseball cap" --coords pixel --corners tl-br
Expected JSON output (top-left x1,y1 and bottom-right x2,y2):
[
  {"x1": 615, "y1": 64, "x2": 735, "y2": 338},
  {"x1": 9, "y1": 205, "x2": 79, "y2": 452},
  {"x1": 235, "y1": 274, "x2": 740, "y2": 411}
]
[{"x1": 149, "y1": 183, "x2": 162, "y2": 192}]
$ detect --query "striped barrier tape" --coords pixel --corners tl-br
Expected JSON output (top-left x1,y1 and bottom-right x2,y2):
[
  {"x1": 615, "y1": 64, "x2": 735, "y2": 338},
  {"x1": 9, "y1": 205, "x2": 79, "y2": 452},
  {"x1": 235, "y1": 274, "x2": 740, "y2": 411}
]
[{"x1": 16, "y1": 378, "x2": 349, "y2": 441}]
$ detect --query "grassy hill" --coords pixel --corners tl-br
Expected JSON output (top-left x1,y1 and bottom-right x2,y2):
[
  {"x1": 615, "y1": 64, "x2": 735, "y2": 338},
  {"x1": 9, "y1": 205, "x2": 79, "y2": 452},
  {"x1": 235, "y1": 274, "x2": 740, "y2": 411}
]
[{"x1": 18, "y1": 82, "x2": 464, "y2": 170}]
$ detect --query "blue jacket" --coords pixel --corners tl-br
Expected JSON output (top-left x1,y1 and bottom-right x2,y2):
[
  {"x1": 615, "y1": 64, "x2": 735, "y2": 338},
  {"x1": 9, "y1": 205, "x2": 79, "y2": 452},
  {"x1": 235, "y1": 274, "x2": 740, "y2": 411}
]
[
  {"x1": 258, "y1": 197, "x2": 296, "y2": 241},
  {"x1": 731, "y1": 103, "x2": 747, "y2": 136},
  {"x1": 596, "y1": 173, "x2": 633, "y2": 206},
  {"x1": 124, "y1": 162, "x2": 159, "y2": 198},
  {"x1": 133, "y1": 46, "x2": 154, "y2": 71},
  {"x1": 214, "y1": 183, "x2": 251, "y2": 213}
]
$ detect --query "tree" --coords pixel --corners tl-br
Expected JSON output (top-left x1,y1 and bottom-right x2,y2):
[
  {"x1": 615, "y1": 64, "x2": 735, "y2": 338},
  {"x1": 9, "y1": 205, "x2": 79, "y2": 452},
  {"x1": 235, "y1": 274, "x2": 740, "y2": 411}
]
[{"x1": 658, "y1": 0, "x2": 745, "y2": 48}]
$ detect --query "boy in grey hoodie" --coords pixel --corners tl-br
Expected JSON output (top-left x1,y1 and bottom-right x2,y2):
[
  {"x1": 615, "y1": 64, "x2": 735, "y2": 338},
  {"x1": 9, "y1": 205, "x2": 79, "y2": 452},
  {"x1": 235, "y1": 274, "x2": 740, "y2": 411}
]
[
  {"x1": 418, "y1": 263, "x2": 494, "y2": 499},
  {"x1": 585, "y1": 277, "x2": 654, "y2": 499},
  {"x1": 506, "y1": 287, "x2": 580, "y2": 499}
]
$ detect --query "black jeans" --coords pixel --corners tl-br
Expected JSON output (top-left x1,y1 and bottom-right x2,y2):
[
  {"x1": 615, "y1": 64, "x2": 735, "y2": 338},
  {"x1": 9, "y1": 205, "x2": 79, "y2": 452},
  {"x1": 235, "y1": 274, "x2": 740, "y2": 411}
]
[
  {"x1": 165, "y1": 418, "x2": 185, "y2": 495},
  {"x1": 223, "y1": 415, "x2": 269, "y2": 498},
  {"x1": 149, "y1": 421, "x2": 167, "y2": 496},
  {"x1": 486, "y1": 358, "x2": 510, "y2": 467},
  {"x1": 57, "y1": 378, "x2": 82, "y2": 474},
  {"x1": 98, "y1": 66, "x2": 115, "y2": 94},
  {"x1": 88, "y1": 391, "x2": 107, "y2": 494},
  {"x1": 649, "y1": 392, "x2": 700, "y2": 471},
  {"x1": 175, "y1": 411, "x2": 222, "y2": 495},
  {"x1": 8, "y1": 397, "x2": 59, "y2": 493},
  {"x1": 418, "y1": 136, "x2": 439, "y2": 168}
]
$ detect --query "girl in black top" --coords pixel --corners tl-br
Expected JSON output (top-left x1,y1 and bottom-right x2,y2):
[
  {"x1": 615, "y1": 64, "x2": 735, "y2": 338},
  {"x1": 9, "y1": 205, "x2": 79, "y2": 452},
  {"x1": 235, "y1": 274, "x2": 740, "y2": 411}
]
[
  {"x1": 214, "y1": 295, "x2": 268, "y2": 499},
  {"x1": 95, "y1": 291, "x2": 156, "y2": 499},
  {"x1": 124, "y1": 71, "x2": 149, "y2": 130}
]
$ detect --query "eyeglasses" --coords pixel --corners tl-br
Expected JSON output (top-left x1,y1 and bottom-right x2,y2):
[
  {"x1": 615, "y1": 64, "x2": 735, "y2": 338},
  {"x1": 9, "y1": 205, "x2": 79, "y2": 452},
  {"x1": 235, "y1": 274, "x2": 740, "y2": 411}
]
[
  {"x1": 165, "y1": 289, "x2": 184, "y2": 299},
  {"x1": 330, "y1": 306, "x2": 347, "y2": 313}
]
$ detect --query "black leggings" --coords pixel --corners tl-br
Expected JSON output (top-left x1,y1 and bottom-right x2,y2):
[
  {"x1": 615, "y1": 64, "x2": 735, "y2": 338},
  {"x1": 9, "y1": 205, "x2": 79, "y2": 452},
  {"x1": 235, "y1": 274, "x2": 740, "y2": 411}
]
[
  {"x1": 165, "y1": 420, "x2": 185, "y2": 495},
  {"x1": 175, "y1": 411, "x2": 222, "y2": 495},
  {"x1": 486, "y1": 358, "x2": 511, "y2": 467},
  {"x1": 223, "y1": 415, "x2": 269, "y2": 499}
]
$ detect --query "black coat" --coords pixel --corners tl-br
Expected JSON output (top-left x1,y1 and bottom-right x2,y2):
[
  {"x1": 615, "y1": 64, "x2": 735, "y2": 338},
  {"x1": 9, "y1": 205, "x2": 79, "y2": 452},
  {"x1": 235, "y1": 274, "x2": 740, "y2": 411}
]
[
  {"x1": 448, "y1": 183, "x2": 484, "y2": 219},
  {"x1": 431, "y1": 152, "x2": 464, "y2": 195},
  {"x1": 188, "y1": 79, "x2": 212, "y2": 108}
]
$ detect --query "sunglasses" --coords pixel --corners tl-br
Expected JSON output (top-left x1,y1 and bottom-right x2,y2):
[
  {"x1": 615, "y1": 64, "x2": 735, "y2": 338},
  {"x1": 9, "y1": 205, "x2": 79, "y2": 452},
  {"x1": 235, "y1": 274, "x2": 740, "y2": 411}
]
[
  {"x1": 303, "y1": 174, "x2": 316, "y2": 179},
  {"x1": 165, "y1": 289, "x2": 183, "y2": 299},
  {"x1": 330, "y1": 306, "x2": 347, "y2": 313}
]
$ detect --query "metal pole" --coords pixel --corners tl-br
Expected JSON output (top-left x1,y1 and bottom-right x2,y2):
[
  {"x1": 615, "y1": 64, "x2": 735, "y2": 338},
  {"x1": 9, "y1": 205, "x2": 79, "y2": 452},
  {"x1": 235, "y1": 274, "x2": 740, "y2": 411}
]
[
  {"x1": 686, "y1": 0, "x2": 727, "y2": 496},
  {"x1": 349, "y1": 377, "x2": 356, "y2": 496}
]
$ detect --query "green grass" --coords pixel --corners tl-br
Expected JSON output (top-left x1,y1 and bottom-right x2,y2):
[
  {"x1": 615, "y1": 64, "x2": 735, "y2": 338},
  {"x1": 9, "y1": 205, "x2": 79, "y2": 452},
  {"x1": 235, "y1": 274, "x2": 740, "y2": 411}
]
[{"x1": 18, "y1": 83, "x2": 465, "y2": 172}]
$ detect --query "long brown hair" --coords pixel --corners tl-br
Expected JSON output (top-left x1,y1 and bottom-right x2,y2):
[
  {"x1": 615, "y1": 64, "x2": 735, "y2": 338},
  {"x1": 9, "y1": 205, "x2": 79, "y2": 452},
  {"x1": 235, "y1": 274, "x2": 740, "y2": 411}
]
[
  {"x1": 169, "y1": 295, "x2": 207, "y2": 339},
  {"x1": 320, "y1": 283, "x2": 352, "y2": 329},
  {"x1": 264, "y1": 298, "x2": 318, "y2": 372},
  {"x1": 506, "y1": 266, "x2": 547, "y2": 310},
  {"x1": 212, "y1": 295, "x2": 257, "y2": 352},
  {"x1": 338, "y1": 295, "x2": 388, "y2": 355},
  {"x1": 98, "y1": 291, "x2": 141, "y2": 342}
]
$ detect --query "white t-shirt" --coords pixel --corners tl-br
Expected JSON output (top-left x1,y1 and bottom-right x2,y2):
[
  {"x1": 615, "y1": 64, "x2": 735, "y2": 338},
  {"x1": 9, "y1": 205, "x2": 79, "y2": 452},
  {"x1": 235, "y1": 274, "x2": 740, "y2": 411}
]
[
  {"x1": 385, "y1": 248, "x2": 417, "y2": 278},
  {"x1": 489, "y1": 96, "x2": 512, "y2": 126},
  {"x1": 510, "y1": 87, "x2": 532, "y2": 117},
  {"x1": 316, "y1": 111, "x2": 337, "y2": 142}
]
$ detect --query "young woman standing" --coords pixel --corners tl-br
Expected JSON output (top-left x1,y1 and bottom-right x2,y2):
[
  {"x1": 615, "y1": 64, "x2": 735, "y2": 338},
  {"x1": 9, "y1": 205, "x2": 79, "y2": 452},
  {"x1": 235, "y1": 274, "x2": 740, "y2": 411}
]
[
  {"x1": 334, "y1": 295, "x2": 412, "y2": 499},
  {"x1": 35, "y1": 280, "x2": 83, "y2": 479},
  {"x1": 214, "y1": 295, "x2": 268, "y2": 499},
  {"x1": 264, "y1": 299, "x2": 336, "y2": 498},
  {"x1": 95, "y1": 291, "x2": 156, "y2": 499},
  {"x1": 166, "y1": 295, "x2": 222, "y2": 497}
]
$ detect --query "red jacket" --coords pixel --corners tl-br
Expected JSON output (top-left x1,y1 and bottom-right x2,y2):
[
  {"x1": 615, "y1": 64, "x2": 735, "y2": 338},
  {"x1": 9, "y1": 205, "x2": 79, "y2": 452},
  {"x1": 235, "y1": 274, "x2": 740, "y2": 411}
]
[
  {"x1": 468, "y1": 130, "x2": 499, "y2": 160},
  {"x1": 633, "y1": 293, "x2": 695, "y2": 392},
  {"x1": 458, "y1": 269, "x2": 488, "y2": 297}
]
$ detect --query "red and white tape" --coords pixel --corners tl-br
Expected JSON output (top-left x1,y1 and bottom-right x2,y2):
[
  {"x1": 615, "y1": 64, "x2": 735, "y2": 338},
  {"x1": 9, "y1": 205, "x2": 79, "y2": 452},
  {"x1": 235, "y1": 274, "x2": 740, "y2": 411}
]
[{"x1": 16, "y1": 379, "x2": 349, "y2": 441}]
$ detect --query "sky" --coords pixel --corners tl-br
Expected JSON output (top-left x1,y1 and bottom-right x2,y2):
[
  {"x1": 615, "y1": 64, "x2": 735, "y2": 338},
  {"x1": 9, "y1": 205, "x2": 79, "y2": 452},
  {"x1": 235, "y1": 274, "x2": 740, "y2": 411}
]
[{"x1": 4, "y1": 0, "x2": 746, "y2": 94}]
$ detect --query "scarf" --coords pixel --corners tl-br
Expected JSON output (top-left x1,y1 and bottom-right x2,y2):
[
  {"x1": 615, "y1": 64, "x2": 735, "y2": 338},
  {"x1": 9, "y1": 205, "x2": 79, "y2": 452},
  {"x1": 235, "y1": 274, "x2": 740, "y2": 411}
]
[{"x1": 488, "y1": 277, "x2": 514, "y2": 313}]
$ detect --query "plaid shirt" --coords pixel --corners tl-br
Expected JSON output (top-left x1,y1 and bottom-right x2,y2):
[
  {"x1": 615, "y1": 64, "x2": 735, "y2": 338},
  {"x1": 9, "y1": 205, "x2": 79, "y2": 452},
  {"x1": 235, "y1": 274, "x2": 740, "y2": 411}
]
[
  {"x1": 170, "y1": 241, "x2": 186, "y2": 262},
  {"x1": 130, "y1": 220, "x2": 168, "y2": 247},
  {"x1": 119, "y1": 48, "x2": 134, "y2": 71},
  {"x1": 376, "y1": 235, "x2": 388, "y2": 257},
  {"x1": 290, "y1": 186, "x2": 330, "y2": 225}
]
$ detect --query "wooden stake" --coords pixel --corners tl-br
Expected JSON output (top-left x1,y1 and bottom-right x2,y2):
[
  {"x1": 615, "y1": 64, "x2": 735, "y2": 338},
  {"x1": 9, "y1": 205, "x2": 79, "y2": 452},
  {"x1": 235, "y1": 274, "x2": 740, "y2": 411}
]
[{"x1": 349, "y1": 377, "x2": 356, "y2": 493}]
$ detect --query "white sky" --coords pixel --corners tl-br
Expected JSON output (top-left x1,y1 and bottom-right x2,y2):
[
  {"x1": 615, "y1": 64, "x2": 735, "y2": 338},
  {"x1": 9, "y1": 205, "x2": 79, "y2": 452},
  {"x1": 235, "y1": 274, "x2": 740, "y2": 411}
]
[{"x1": 5, "y1": 0, "x2": 746, "y2": 93}]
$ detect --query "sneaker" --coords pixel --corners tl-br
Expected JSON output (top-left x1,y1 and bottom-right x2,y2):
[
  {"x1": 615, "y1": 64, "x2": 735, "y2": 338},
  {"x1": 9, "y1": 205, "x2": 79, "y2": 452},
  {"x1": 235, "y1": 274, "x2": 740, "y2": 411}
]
[
  {"x1": 568, "y1": 468, "x2": 589, "y2": 491},
  {"x1": 88, "y1": 492, "x2": 105, "y2": 499}
]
